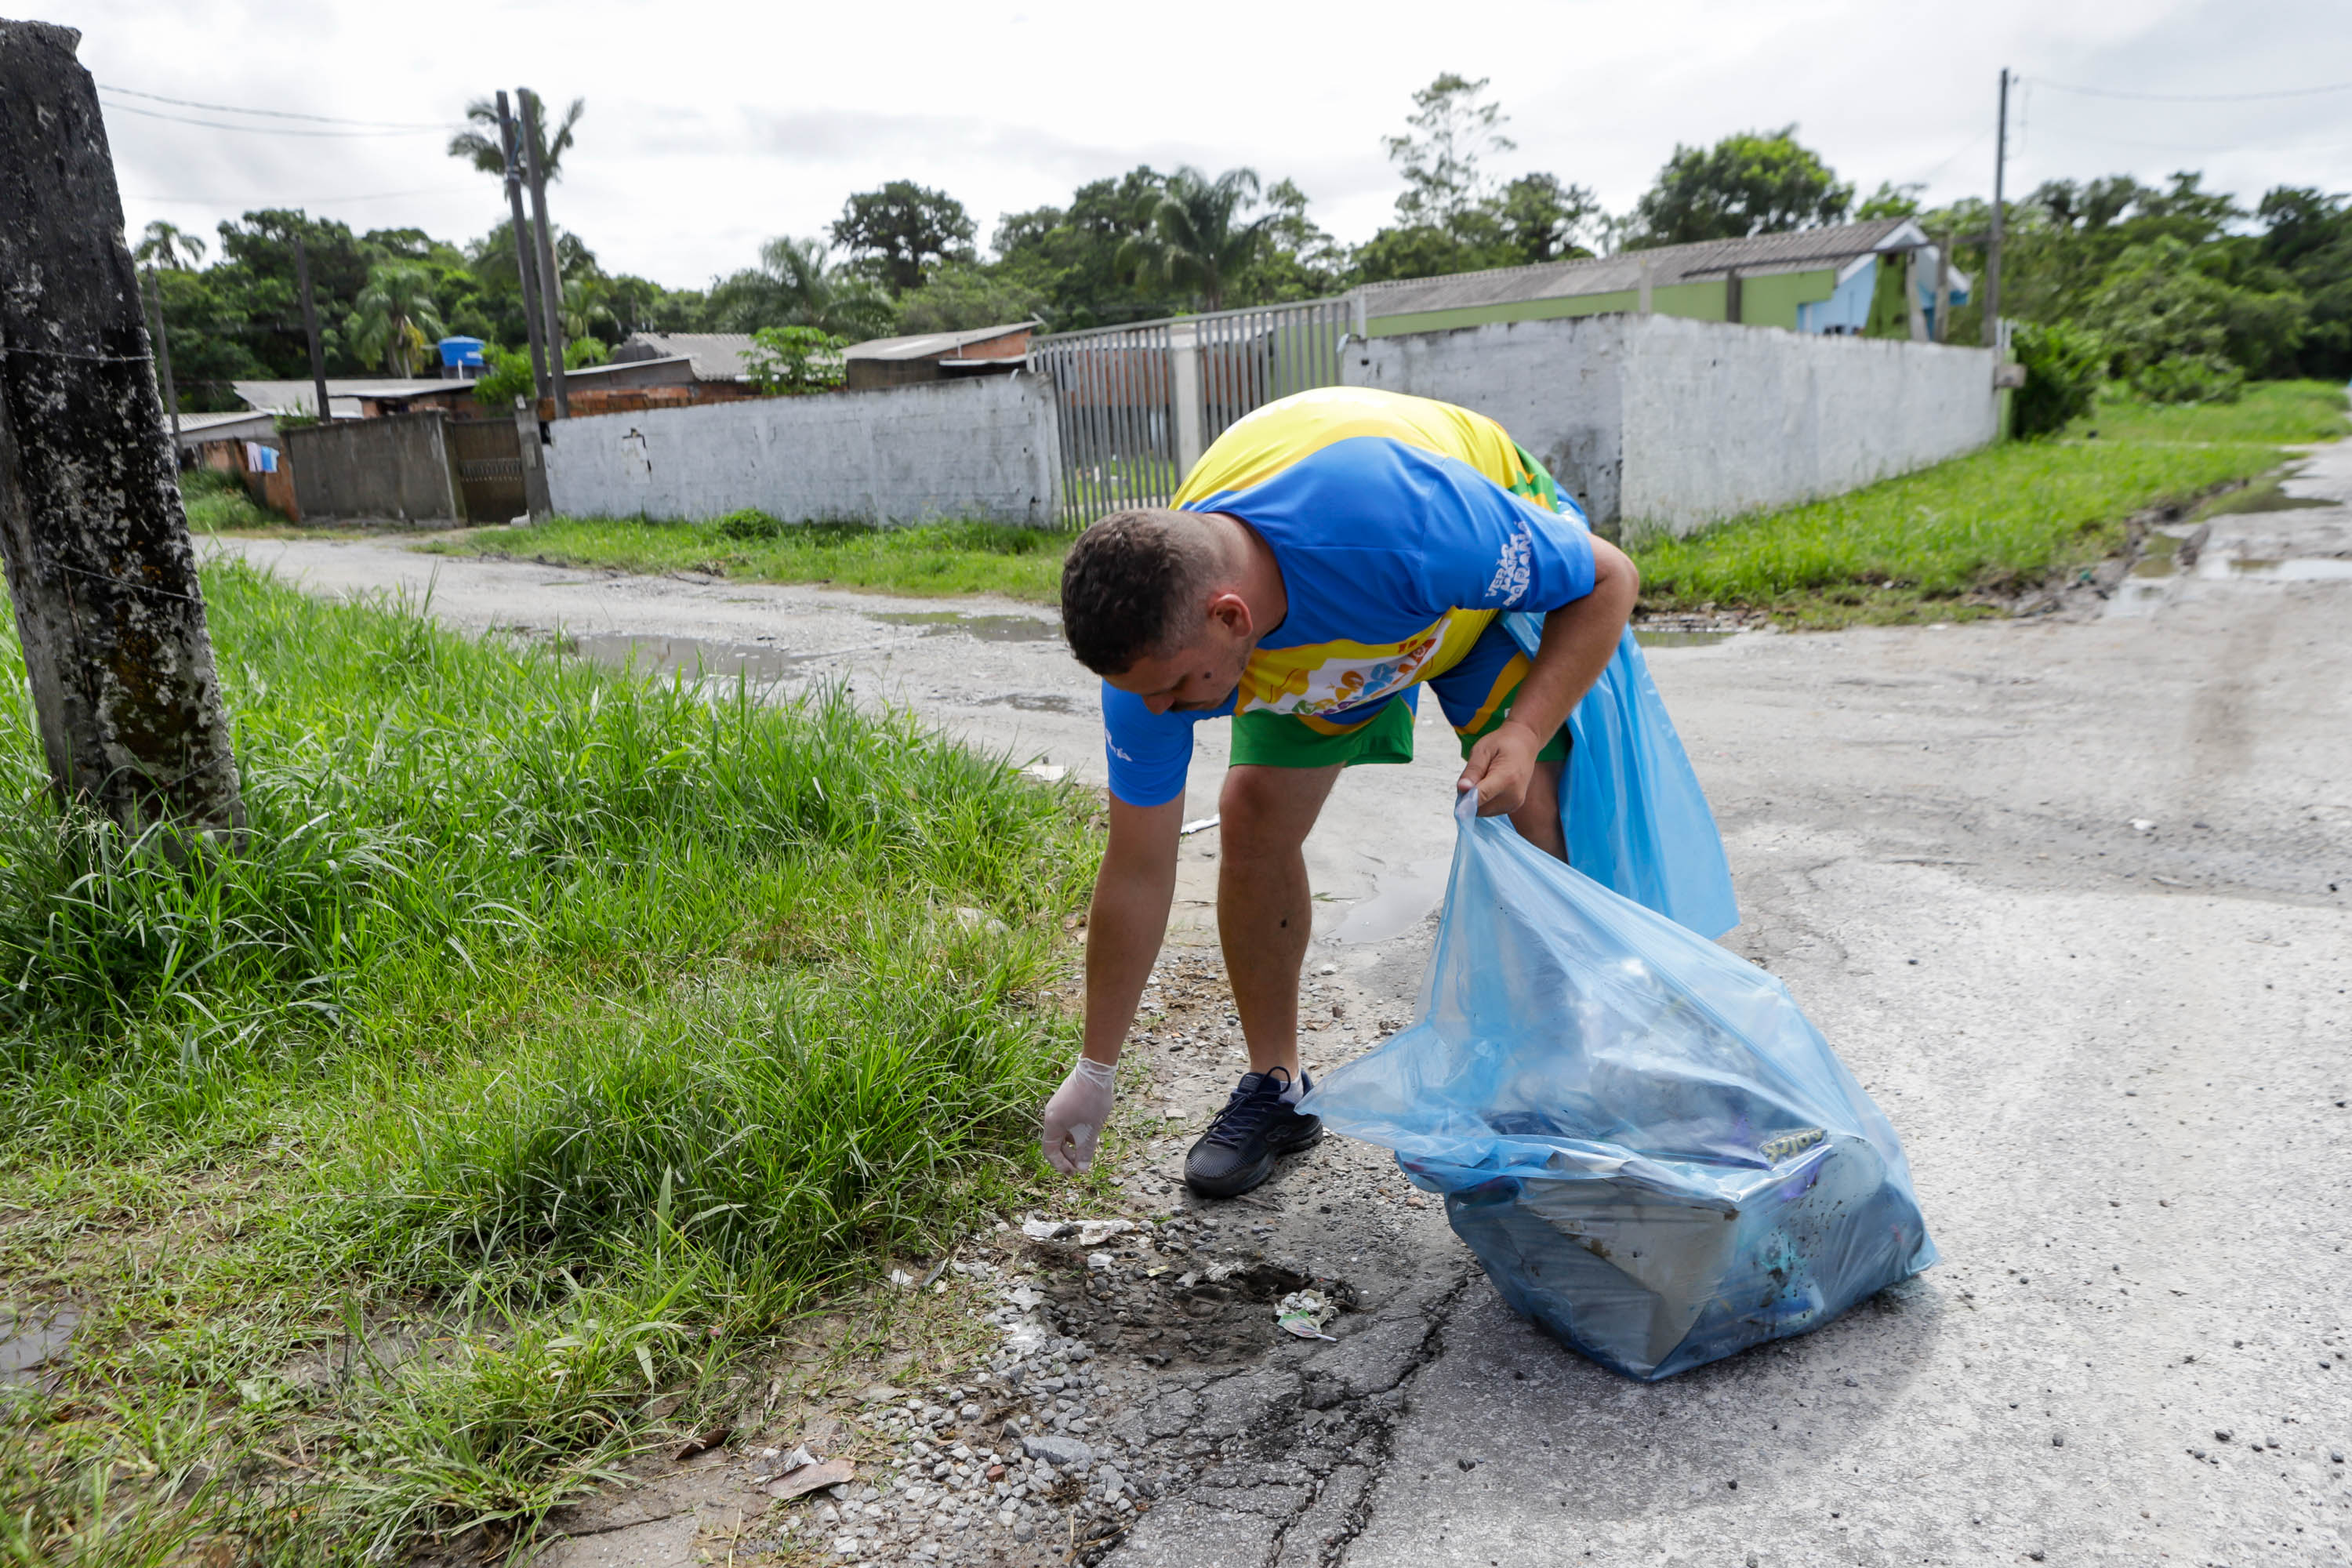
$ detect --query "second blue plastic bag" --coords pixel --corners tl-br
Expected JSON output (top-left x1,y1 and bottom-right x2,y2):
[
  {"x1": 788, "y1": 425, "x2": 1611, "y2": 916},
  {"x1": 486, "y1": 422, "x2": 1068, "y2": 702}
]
[{"x1": 1301, "y1": 794, "x2": 1936, "y2": 1381}]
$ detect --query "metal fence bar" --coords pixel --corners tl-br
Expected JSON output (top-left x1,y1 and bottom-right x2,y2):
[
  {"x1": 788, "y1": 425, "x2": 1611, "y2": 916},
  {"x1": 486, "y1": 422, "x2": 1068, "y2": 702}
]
[{"x1": 1034, "y1": 298, "x2": 1351, "y2": 528}]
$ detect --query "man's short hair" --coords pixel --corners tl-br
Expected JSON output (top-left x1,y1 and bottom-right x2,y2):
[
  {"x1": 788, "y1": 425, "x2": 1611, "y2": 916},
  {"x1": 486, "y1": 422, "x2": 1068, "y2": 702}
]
[{"x1": 1060, "y1": 509, "x2": 1220, "y2": 675}]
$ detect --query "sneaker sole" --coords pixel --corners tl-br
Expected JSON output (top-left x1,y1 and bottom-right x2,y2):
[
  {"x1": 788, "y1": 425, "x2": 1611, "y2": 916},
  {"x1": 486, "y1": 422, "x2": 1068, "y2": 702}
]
[{"x1": 1183, "y1": 1118, "x2": 1324, "y2": 1200}]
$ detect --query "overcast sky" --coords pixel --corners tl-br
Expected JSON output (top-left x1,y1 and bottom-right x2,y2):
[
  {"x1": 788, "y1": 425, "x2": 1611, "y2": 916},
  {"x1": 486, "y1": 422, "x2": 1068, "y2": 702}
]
[{"x1": 53, "y1": 0, "x2": 2352, "y2": 289}]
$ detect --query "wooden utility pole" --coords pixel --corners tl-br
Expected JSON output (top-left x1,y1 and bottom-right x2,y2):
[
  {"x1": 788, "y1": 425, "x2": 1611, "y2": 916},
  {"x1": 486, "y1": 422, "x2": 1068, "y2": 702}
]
[
  {"x1": 1984, "y1": 67, "x2": 2009, "y2": 349},
  {"x1": 495, "y1": 90, "x2": 551, "y2": 407},
  {"x1": 143, "y1": 268, "x2": 182, "y2": 452},
  {"x1": 0, "y1": 20, "x2": 245, "y2": 839},
  {"x1": 295, "y1": 234, "x2": 332, "y2": 423},
  {"x1": 517, "y1": 90, "x2": 568, "y2": 418}
]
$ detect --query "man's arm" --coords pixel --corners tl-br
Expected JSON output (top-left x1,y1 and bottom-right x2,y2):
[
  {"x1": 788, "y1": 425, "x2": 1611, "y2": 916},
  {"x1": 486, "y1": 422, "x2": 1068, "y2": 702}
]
[
  {"x1": 1080, "y1": 793, "x2": 1186, "y2": 1064},
  {"x1": 1458, "y1": 534, "x2": 1639, "y2": 815}
]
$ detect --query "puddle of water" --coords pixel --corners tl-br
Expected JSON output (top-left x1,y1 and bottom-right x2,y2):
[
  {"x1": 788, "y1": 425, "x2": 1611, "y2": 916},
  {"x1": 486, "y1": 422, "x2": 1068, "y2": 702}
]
[
  {"x1": 1635, "y1": 630, "x2": 1735, "y2": 648},
  {"x1": 563, "y1": 633, "x2": 821, "y2": 683},
  {"x1": 1328, "y1": 857, "x2": 1453, "y2": 945},
  {"x1": 2197, "y1": 480, "x2": 2339, "y2": 519},
  {"x1": 871, "y1": 611, "x2": 1060, "y2": 644},
  {"x1": 973, "y1": 692, "x2": 1080, "y2": 714},
  {"x1": 2222, "y1": 556, "x2": 2352, "y2": 581},
  {"x1": 2130, "y1": 533, "x2": 2183, "y2": 578},
  {"x1": 0, "y1": 1302, "x2": 78, "y2": 1386}
]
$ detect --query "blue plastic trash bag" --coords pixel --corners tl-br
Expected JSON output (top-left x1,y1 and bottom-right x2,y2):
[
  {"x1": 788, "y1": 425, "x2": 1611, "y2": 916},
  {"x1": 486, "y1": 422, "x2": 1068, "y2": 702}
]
[
  {"x1": 1501, "y1": 613, "x2": 1740, "y2": 942},
  {"x1": 1302, "y1": 793, "x2": 1936, "y2": 1381}
]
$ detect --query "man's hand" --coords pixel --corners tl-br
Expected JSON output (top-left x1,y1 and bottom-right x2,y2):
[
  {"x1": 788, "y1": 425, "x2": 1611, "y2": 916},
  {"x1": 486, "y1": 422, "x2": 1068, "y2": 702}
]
[
  {"x1": 1042, "y1": 1055, "x2": 1116, "y2": 1174},
  {"x1": 1457, "y1": 719, "x2": 1544, "y2": 817}
]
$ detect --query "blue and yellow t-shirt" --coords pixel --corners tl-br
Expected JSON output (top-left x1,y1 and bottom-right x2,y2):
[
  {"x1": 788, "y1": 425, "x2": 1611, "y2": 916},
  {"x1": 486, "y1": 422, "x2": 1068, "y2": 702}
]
[{"x1": 1100, "y1": 387, "x2": 1597, "y2": 807}]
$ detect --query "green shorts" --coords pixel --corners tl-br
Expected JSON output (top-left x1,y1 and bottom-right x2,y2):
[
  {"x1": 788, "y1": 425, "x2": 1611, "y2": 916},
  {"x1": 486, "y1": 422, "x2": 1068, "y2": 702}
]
[{"x1": 1229, "y1": 620, "x2": 1570, "y2": 772}]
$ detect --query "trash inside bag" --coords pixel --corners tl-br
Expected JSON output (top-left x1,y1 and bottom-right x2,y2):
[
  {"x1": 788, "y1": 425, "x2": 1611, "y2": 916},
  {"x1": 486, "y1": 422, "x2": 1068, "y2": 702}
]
[{"x1": 1301, "y1": 793, "x2": 1936, "y2": 1381}]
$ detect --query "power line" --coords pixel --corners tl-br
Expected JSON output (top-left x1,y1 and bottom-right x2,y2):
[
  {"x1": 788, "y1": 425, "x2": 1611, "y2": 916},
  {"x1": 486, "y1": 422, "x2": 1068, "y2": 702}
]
[
  {"x1": 128, "y1": 185, "x2": 482, "y2": 207},
  {"x1": 2028, "y1": 77, "x2": 2352, "y2": 104},
  {"x1": 97, "y1": 82, "x2": 452, "y2": 129},
  {"x1": 96, "y1": 97, "x2": 450, "y2": 138}
]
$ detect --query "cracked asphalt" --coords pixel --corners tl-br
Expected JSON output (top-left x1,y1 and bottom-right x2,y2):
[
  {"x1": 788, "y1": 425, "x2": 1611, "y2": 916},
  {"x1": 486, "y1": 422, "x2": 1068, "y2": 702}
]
[{"x1": 212, "y1": 439, "x2": 2352, "y2": 1566}]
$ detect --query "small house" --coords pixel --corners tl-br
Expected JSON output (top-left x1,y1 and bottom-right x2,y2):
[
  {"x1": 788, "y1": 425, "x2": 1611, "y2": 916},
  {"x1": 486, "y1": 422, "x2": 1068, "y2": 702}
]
[{"x1": 842, "y1": 321, "x2": 1040, "y2": 391}]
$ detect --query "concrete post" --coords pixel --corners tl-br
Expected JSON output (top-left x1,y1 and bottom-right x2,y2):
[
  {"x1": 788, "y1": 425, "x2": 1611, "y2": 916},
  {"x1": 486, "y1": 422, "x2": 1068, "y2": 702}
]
[
  {"x1": 1905, "y1": 250, "x2": 1929, "y2": 342},
  {"x1": 1172, "y1": 335, "x2": 1206, "y2": 481},
  {"x1": 513, "y1": 396, "x2": 551, "y2": 520},
  {"x1": 0, "y1": 20, "x2": 245, "y2": 840},
  {"x1": 1638, "y1": 257, "x2": 1654, "y2": 318}
]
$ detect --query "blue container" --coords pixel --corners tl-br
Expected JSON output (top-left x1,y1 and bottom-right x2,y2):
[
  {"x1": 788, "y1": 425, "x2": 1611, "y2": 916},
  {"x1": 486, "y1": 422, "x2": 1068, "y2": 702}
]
[{"x1": 437, "y1": 336, "x2": 487, "y2": 369}]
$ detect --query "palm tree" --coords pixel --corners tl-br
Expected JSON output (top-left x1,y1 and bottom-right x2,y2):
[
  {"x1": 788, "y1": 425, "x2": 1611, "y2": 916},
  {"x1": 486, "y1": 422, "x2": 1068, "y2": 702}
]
[
  {"x1": 722, "y1": 237, "x2": 895, "y2": 340},
  {"x1": 347, "y1": 262, "x2": 445, "y2": 377},
  {"x1": 134, "y1": 220, "x2": 206, "y2": 270},
  {"x1": 1121, "y1": 167, "x2": 1272, "y2": 312},
  {"x1": 448, "y1": 89, "x2": 584, "y2": 180}
]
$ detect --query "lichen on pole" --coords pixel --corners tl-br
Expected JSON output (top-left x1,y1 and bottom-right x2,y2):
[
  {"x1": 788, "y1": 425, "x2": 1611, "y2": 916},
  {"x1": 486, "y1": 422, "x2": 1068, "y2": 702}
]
[{"x1": 0, "y1": 19, "x2": 246, "y2": 840}]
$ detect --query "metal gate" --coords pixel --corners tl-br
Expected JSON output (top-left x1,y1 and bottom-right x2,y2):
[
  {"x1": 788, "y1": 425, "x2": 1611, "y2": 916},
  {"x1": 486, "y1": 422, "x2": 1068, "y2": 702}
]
[
  {"x1": 1030, "y1": 297, "x2": 1357, "y2": 526},
  {"x1": 446, "y1": 416, "x2": 527, "y2": 523}
]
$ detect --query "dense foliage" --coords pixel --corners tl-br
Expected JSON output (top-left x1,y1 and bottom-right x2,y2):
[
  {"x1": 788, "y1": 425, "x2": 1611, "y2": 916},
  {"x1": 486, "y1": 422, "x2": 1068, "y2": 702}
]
[{"x1": 143, "y1": 75, "x2": 2351, "y2": 404}]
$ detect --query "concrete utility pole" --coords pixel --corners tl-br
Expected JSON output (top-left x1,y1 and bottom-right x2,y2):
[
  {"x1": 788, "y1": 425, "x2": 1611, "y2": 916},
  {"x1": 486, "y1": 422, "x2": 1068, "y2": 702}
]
[
  {"x1": 295, "y1": 233, "x2": 332, "y2": 423},
  {"x1": 517, "y1": 90, "x2": 568, "y2": 419},
  {"x1": 143, "y1": 268, "x2": 182, "y2": 452},
  {"x1": 495, "y1": 90, "x2": 551, "y2": 407},
  {"x1": 1984, "y1": 67, "x2": 2009, "y2": 349},
  {"x1": 0, "y1": 20, "x2": 245, "y2": 839}
]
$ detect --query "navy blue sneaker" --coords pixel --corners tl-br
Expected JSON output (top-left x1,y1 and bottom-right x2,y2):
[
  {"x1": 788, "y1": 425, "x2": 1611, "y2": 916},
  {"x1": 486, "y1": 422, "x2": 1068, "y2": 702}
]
[{"x1": 1184, "y1": 1067, "x2": 1322, "y2": 1198}]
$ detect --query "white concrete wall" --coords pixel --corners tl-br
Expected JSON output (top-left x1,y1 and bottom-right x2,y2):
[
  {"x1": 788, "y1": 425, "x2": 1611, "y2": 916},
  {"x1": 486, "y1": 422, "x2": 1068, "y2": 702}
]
[
  {"x1": 543, "y1": 372, "x2": 1060, "y2": 526},
  {"x1": 1345, "y1": 314, "x2": 1627, "y2": 526},
  {"x1": 1615, "y1": 315, "x2": 1998, "y2": 535},
  {"x1": 1345, "y1": 314, "x2": 1998, "y2": 536}
]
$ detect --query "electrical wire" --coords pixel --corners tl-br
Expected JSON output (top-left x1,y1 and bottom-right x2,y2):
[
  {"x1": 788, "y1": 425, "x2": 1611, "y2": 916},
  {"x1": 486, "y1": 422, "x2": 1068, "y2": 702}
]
[
  {"x1": 97, "y1": 82, "x2": 454, "y2": 129},
  {"x1": 128, "y1": 185, "x2": 482, "y2": 206},
  {"x1": 98, "y1": 97, "x2": 451, "y2": 138},
  {"x1": 2027, "y1": 77, "x2": 2352, "y2": 104}
]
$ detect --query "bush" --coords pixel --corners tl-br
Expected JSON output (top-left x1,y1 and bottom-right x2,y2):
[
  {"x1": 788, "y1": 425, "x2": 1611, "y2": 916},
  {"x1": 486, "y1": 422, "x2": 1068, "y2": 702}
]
[
  {"x1": 745, "y1": 325, "x2": 847, "y2": 395},
  {"x1": 2011, "y1": 321, "x2": 2107, "y2": 438},
  {"x1": 2132, "y1": 354, "x2": 2245, "y2": 405}
]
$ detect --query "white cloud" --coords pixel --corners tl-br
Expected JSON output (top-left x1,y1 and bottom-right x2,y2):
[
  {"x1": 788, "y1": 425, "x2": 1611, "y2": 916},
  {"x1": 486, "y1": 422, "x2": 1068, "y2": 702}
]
[{"x1": 49, "y1": 0, "x2": 2352, "y2": 288}]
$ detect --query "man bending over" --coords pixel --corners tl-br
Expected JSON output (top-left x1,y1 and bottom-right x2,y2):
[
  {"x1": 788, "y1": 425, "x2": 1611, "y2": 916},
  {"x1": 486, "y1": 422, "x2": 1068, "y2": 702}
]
[{"x1": 1042, "y1": 387, "x2": 1639, "y2": 1197}]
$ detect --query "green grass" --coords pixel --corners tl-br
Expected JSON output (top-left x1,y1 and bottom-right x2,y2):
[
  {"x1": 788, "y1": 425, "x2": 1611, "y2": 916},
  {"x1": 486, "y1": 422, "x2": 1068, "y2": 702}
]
[
  {"x1": 1630, "y1": 379, "x2": 2349, "y2": 626},
  {"x1": 426, "y1": 512, "x2": 1068, "y2": 603},
  {"x1": 0, "y1": 565, "x2": 1102, "y2": 1563},
  {"x1": 178, "y1": 466, "x2": 282, "y2": 532}
]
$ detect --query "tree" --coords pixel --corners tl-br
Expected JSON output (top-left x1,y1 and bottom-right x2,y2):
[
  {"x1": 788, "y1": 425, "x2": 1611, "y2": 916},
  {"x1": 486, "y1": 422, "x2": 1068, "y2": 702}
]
[
  {"x1": 1856, "y1": 180, "x2": 1925, "y2": 220},
  {"x1": 2257, "y1": 186, "x2": 2352, "y2": 377},
  {"x1": 1626, "y1": 126, "x2": 1853, "y2": 248},
  {"x1": 448, "y1": 89, "x2": 584, "y2": 180},
  {"x1": 990, "y1": 167, "x2": 1179, "y2": 328},
  {"x1": 1229, "y1": 178, "x2": 1346, "y2": 303},
  {"x1": 708, "y1": 236, "x2": 895, "y2": 341},
  {"x1": 1120, "y1": 166, "x2": 1272, "y2": 312},
  {"x1": 895, "y1": 263, "x2": 1047, "y2": 334},
  {"x1": 346, "y1": 261, "x2": 445, "y2": 376},
  {"x1": 1493, "y1": 173, "x2": 1602, "y2": 264},
  {"x1": 830, "y1": 180, "x2": 976, "y2": 294},
  {"x1": 2088, "y1": 234, "x2": 2306, "y2": 401},
  {"x1": 1384, "y1": 73, "x2": 1514, "y2": 224},
  {"x1": 743, "y1": 325, "x2": 847, "y2": 394},
  {"x1": 134, "y1": 220, "x2": 205, "y2": 270}
]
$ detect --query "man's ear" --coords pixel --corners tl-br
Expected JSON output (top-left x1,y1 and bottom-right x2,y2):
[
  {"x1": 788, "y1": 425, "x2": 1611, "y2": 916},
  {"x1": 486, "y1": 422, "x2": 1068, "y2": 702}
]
[{"x1": 1203, "y1": 590, "x2": 1252, "y2": 641}]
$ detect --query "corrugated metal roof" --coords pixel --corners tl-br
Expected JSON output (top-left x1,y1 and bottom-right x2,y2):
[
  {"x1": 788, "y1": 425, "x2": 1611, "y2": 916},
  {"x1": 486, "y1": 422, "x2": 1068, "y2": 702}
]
[
  {"x1": 843, "y1": 321, "x2": 1040, "y2": 361},
  {"x1": 1356, "y1": 220, "x2": 1926, "y2": 321},
  {"x1": 612, "y1": 333, "x2": 760, "y2": 380},
  {"x1": 231, "y1": 378, "x2": 454, "y2": 415}
]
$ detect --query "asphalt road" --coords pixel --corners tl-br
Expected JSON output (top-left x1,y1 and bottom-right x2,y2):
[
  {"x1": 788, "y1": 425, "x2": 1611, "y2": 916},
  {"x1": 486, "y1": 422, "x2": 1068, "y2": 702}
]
[{"x1": 212, "y1": 441, "x2": 2352, "y2": 1567}]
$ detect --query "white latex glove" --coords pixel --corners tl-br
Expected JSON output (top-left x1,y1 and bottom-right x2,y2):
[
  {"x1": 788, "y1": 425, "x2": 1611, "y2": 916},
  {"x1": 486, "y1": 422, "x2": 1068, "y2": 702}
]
[{"x1": 1041, "y1": 1056, "x2": 1116, "y2": 1174}]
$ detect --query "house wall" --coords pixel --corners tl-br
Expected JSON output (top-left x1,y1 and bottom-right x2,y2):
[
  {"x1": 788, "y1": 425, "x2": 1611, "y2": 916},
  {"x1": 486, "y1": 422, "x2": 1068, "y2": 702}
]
[
  {"x1": 1364, "y1": 267, "x2": 1841, "y2": 338},
  {"x1": 1345, "y1": 312, "x2": 1998, "y2": 536},
  {"x1": 285, "y1": 412, "x2": 461, "y2": 523},
  {"x1": 543, "y1": 371, "x2": 1061, "y2": 527}
]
